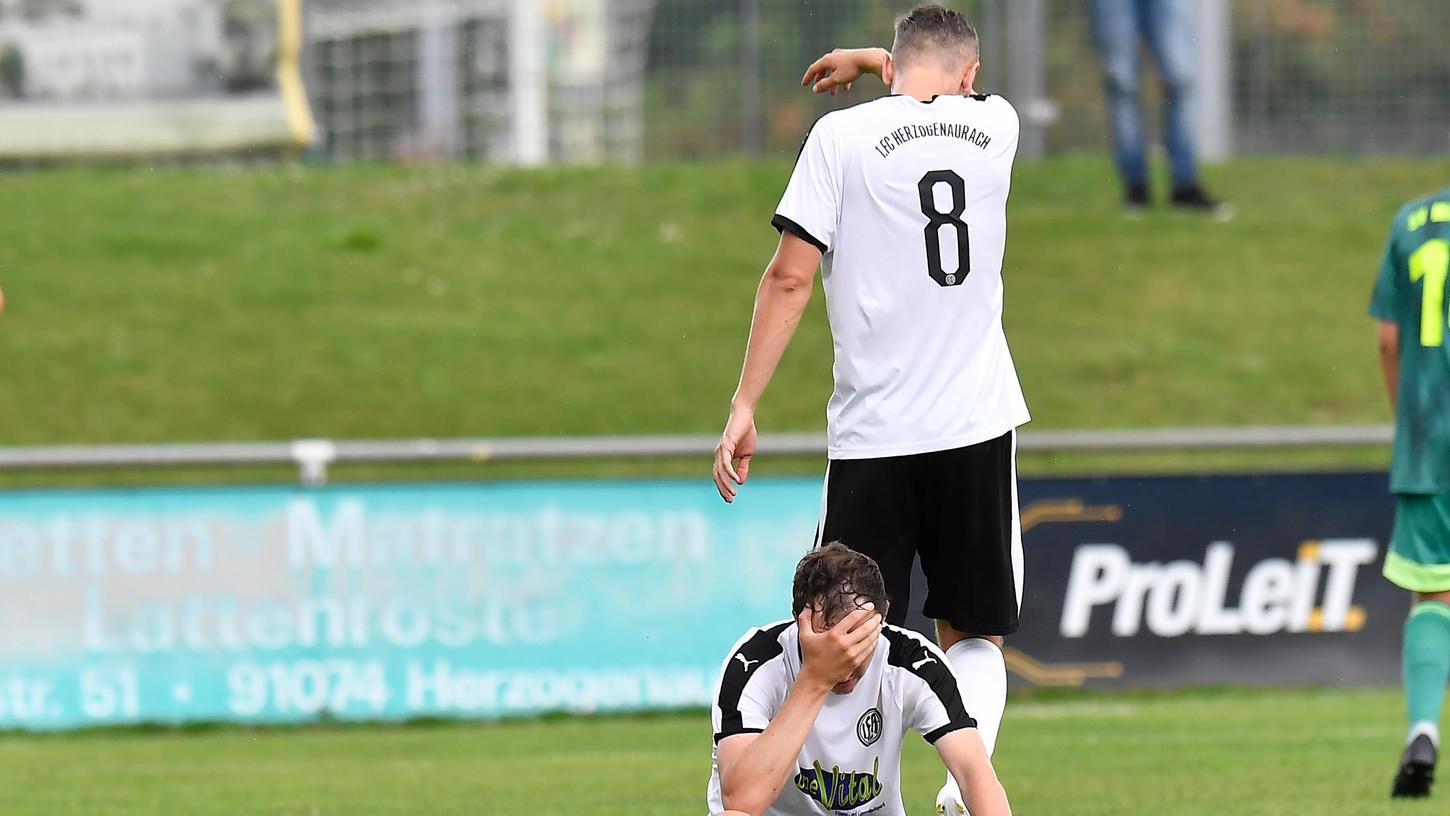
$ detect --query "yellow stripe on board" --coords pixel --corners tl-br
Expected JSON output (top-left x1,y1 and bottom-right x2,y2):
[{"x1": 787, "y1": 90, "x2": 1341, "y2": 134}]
[{"x1": 1003, "y1": 648, "x2": 1125, "y2": 687}]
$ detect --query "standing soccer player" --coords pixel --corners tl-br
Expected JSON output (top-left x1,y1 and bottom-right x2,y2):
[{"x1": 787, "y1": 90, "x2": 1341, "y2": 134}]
[
  {"x1": 1372, "y1": 187, "x2": 1450, "y2": 798},
  {"x1": 711, "y1": 7, "x2": 1026, "y2": 811}
]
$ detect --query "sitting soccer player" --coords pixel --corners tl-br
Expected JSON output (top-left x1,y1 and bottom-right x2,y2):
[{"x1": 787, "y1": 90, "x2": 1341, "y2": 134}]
[{"x1": 707, "y1": 543, "x2": 1010, "y2": 816}]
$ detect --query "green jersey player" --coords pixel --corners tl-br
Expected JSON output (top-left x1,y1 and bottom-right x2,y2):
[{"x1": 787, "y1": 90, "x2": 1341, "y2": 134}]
[{"x1": 1371, "y1": 189, "x2": 1450, "y2": 798}]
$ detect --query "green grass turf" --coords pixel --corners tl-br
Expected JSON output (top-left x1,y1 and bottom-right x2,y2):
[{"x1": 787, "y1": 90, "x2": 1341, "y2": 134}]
[
  {"x1": 0, "y1": 687, "x2": 1438, "y2": 815},
  {"x1": 1, "y1": 157, "x2": 1445, "y2": 484}
]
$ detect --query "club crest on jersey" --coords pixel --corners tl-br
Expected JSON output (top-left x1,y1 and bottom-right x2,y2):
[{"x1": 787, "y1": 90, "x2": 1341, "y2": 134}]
[
  {"x1": 794, "y1": 757, "x2": 883, "y2": 811},
  {"x1": 856, "y1": 708, "x2": 883, "y2": 746}
]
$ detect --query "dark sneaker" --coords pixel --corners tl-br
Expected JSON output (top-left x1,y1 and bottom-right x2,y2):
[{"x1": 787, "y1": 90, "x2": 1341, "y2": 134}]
[
  {"x1": 1124, "y1": 183, "x2": 1150, "y2": 215},
  {"x1": 1171, "y1": 184, "x2": 1234, "y2": 221},
  {"x1": 1392, "y1": 733, "x2": 1437, "y2": 798}
]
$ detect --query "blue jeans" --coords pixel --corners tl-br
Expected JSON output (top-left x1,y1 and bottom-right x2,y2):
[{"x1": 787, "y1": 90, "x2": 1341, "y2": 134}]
[{"x1": 1090, "y1": 0, "x2": 1199, "y2": 189}]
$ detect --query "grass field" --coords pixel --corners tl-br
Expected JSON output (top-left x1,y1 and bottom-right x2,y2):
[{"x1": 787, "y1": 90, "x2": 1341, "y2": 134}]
[
  {"x1": 3, "y1": 157, "x2": 1447, "y2": 484},
  {"x1": 0, "y1": 687, "x2": 1438, "y2": 815}
]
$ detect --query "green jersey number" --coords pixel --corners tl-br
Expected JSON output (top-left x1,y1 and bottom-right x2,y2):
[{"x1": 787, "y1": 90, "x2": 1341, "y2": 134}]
[{"x1": 1409, "y1": 239, "x2": 1450, "y2": 347}]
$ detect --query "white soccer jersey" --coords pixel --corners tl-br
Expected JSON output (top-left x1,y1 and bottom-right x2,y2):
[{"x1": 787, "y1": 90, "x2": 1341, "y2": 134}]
[
  {"x1": 706, "y1": 620, "x2": 975, "y2": 816},
  {"x1": 773, "y1": 93, "x2": 1029, "y2": 460}
]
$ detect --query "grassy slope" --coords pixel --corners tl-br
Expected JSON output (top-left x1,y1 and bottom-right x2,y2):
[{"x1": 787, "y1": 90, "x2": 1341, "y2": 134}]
[
  {"x1": 0, "y1": 688, "x2": 1437, "y2": 815},
  {"x1": 1, "y1": 158, "x2": 1446, "y2": 479}
]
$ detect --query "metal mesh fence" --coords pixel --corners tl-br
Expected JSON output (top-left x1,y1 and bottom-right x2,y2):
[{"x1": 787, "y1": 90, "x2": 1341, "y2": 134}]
[
  {"x1": 1042, "y1": 0, "x2": 1450, "y2": 156},
  {"x1": 1231, "y1": 0, "x2": 1450, "y2": 154},
  {"x1": 643, "y1": 0, "x2": 1450, "y2": 161},
  {"x1": 644, "y1": 0, "x2": 1007, "y2": 159},
  {"x1": 296, "y1": 0, "x2": 1450, "y2": 164},
  {"x1": 304, "y1": 0, "x2": 655, "y2": 163}
]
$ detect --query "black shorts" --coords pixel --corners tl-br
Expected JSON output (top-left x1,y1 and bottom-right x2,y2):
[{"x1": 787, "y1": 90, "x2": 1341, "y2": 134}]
[{"x1": 816, "y1": 430, "x2": 1022, "y2": 636}]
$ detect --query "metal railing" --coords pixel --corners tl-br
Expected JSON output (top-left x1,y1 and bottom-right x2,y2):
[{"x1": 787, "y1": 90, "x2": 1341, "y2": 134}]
[{"x1": 0, "y1": 425, "x2": 1392, "y2": 486}]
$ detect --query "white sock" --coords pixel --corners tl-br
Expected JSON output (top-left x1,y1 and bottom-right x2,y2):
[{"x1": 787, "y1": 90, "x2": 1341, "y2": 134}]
[
  {"x1": 944, "y1": 637, "x2": 1007, "y2": 755},
  {"x1": 938, "y1": 638, "x2": 1008, "y2": 810},
  {"x1": 1410, "y1": 721, "x2": 1440, "y2": 747}
]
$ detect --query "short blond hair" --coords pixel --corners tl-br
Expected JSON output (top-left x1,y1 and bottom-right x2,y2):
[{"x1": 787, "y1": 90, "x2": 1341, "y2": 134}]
[{"x1": 892, "y1": 4, "x2": 979, "y2": 70}]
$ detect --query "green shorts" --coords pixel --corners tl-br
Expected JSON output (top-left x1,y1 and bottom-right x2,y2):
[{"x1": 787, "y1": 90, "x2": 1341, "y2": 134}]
[{"x1": 1384, "y1": 494, "x2": 1450, "y2": 593}]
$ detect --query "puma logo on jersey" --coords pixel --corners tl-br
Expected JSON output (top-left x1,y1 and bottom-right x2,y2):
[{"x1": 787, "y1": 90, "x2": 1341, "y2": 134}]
[
  {"x1": 735, "y1": 654, "x2": 761, "y2": 672},
  {"x1": 911, "y1": 656, "x2": 936, "y2": 670}
]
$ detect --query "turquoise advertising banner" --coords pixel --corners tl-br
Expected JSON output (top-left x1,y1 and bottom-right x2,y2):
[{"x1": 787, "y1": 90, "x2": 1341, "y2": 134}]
[
  {"x1": 0, "y1": 480, "x2": 821, "y2": 730},
  {"x1": 0, "y1": 471, "x2": 1402, "y2": 729}
]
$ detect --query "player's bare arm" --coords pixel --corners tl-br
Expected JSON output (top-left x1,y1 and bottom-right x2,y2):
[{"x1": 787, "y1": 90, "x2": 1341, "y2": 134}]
[
  {"x1": 714, "y1": 231, "x2": 821, "y2": 503},
  {"x1": 1378, "y1": 320, "x2": 1399, "y2": 410},
  {"x1": 716, "y1": 606, "x2": 882, "y2": 815},
  {"x1": 934, "y1": 728, "x2": 1012, "y2": 816},
  {"x1": 801, "y1": 47, "x2": 894, "y2": 95}
]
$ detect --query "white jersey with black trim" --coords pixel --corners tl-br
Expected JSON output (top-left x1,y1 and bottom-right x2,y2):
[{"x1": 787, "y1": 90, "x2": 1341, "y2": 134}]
[
  {"x1": 772, "y1": 93, "x2": 1029, "y2": 460},
  {"x1": 706, "y1": 620, "x2": 975, "y2": 816}
]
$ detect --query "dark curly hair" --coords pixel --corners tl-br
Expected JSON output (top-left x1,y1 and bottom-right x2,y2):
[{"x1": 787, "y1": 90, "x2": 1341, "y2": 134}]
[
  {"x1": 892, "y1": 4, "x2": 979, "y2": 68},
  {"x1": 791, "y1": 542, "x2": 890, "y2": 627}
]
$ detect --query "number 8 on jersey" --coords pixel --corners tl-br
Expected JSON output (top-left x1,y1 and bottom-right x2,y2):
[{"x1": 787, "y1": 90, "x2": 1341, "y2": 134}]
[{"x1": 918, "y1": 169, "x2": 970, "y2": 287}]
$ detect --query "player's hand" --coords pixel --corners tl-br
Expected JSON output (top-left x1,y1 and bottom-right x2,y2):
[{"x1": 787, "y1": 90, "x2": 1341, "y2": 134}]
[
  {"x1": 797, "y1": 604, "x2": 882, "y2": 690},
  {"x1": 801, "y1": 48, "x2": 894, "y2": 96},
  {"x1": 713, "y1": 408, "x2": 757, "y2": 503}
]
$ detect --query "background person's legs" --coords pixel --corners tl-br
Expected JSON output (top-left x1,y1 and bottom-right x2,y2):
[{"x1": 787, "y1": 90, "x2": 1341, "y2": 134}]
[
  {"x1": 1139, "y1": 0, "x2": 1200, "y2": 190},
  {"x1": 1140, "y1": 0, "x2": 1229, "y2": 214},
  {"x1": 1090, "y1": 0, "x2": 1148, "y2": 202}
]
